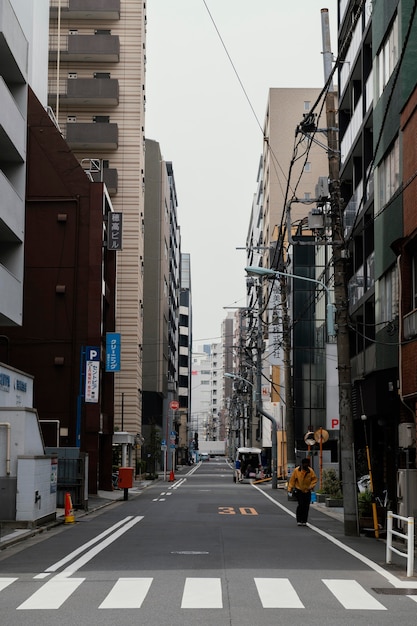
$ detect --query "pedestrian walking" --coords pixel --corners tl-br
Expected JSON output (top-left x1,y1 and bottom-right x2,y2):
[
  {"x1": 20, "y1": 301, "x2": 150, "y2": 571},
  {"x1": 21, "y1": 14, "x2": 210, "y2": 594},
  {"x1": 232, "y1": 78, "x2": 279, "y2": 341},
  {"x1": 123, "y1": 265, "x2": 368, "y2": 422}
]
[
  {"x1": 235, "y1": 458, "x2": 242, "y2": 482},
  {"x1": 288, "y1": 458, "x2": 318, "y2": 526}
]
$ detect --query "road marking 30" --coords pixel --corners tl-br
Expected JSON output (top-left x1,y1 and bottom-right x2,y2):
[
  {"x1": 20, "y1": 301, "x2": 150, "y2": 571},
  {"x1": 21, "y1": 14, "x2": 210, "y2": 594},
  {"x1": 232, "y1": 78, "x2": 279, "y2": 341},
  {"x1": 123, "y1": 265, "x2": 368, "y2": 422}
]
[{"x1": 218, "y1": 507, "x2": 258, "y2": 515}]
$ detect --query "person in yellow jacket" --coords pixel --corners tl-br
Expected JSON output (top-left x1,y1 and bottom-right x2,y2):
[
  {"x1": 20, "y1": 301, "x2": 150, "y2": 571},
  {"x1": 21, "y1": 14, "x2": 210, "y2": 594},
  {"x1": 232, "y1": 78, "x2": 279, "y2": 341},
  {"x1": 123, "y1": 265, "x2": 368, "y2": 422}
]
[{"x1": 288, "y1": 457, "x2": 318, "y2": 526}]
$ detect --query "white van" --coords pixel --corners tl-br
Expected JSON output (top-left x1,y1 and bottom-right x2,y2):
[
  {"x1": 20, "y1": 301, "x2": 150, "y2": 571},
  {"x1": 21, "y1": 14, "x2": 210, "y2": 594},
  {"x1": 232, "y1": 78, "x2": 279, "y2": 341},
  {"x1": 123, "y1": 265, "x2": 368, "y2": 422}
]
[{"x1": 233, "y1": 447, "x2": 263, "y2": 482}]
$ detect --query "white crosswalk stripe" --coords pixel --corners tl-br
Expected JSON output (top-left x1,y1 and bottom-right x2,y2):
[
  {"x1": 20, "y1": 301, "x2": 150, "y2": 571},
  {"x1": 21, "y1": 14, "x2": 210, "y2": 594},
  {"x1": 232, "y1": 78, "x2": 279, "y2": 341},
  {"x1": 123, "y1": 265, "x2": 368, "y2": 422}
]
[
  {"x1": 254, "y1": 577, "x2": 304, "y2": 608},
  {"x1": 322, "y1": 579, "x2": 386, "y2": 610},
  {"x1": 0, "y1": 575, "x2": 405, "y2": 611},
  {"x1": 181, "y1": 577, "x2": 223, "y2": 608},
  {"x1": 17, "y1": 575, "x2": 85, "y2": 610},
  {"x1": 99, "y1": 577, "x2": 153, "y2": 609},
  {"x1": 0, "y1": 578, "x2": 17, "y2": 592}
]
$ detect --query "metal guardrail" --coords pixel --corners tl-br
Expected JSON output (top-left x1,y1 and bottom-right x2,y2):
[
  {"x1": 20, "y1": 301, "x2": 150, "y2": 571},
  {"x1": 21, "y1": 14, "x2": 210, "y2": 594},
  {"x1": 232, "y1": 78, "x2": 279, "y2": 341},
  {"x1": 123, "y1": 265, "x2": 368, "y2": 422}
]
[{"x1": 386, "y1": 510, "x2": 415, "y2": 577}]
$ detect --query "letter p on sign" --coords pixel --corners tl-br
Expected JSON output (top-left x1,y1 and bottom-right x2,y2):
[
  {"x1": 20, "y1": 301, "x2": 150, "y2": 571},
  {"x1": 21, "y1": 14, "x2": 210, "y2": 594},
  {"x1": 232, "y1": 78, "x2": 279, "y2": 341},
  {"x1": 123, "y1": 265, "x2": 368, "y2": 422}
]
[{"x1": 331, "y1": 418, "x2": 339, "y2": 429}]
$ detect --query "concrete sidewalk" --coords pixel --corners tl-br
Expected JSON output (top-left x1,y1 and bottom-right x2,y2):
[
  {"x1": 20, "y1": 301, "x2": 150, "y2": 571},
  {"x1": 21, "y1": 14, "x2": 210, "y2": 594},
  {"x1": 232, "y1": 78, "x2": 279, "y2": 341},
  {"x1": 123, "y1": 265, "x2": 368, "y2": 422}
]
[{"x1": 0, "y1": 478, "x2": 155, "y2": 550}]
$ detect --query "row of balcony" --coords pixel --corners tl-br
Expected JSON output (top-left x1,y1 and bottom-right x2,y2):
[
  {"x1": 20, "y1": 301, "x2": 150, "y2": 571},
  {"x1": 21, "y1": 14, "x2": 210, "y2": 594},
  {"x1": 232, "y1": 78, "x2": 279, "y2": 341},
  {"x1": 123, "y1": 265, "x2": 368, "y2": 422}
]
[
  {"x1": 339, "y1": 0, "x2": 372, "y2": 90},
  {"x1": 49, "y1": 34, "x2": 120, "y2": 63},
  {"x1": 347, "y1": 254, "x2": 375, "y2": 308},
  {"x1": 50, "y1": 0, "x2": 120, "y2": 21},
  {"x1": 48, "y1": 77, "x2": 119, "y2": 107},
  {"x1": 340, "y1": 71, "x2": 373, "y2": 166}
]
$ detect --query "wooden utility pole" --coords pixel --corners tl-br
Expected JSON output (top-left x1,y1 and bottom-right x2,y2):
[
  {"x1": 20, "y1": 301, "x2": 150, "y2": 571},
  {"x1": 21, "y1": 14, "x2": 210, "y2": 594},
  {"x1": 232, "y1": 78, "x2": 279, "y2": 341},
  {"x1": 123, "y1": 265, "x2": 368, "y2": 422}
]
[{"x1": 321, "y1": 9, "x2": 358, "y2": 536}]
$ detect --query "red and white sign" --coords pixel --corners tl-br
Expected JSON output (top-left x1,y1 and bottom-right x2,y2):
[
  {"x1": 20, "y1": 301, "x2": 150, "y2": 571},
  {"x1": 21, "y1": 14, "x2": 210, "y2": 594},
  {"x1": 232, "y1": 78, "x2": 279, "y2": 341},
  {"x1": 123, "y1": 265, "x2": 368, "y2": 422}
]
[{"x1": 169, "y1": 400, "x2": 179, "y2": 411}]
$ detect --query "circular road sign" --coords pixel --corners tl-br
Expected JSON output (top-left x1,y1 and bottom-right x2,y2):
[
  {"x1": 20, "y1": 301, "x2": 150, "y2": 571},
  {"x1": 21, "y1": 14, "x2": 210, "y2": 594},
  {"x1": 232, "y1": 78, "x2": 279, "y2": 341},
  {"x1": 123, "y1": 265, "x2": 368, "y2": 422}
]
[
  {"x1": 304, "y1": 431, "x2": 316, "y2": 446},
  {"x1": 314, "y1": 428, "x2": 329, "y2": 443},
  {"x1": 169, "y1": 400, "x2": 179, "y2": 410}
]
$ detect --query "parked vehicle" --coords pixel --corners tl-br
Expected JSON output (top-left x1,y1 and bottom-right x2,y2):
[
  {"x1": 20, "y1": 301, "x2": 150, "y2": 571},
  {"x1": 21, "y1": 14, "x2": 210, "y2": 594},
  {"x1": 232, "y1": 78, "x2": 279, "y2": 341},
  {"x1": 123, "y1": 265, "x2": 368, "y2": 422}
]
[{"x1": 233, "y1": 447, "x2": 263, "y2": 482}]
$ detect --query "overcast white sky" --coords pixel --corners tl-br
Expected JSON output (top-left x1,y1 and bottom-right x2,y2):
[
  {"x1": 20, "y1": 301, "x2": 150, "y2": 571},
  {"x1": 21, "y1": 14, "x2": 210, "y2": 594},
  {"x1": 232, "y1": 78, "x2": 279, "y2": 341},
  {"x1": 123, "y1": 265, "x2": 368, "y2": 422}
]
[{"x1": 145, "y1": 1, "x2": 338, "y2": 348}]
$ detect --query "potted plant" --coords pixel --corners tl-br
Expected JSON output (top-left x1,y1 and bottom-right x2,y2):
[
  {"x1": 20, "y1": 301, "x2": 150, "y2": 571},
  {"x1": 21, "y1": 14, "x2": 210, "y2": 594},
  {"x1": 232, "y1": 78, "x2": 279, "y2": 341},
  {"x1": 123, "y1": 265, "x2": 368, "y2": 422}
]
[
  {"x1": 315, "y1": 488, "x2": 327, "y2": 504},
  {"x1": 321, "y1": 469, "x2": 343, "y2": 507}
]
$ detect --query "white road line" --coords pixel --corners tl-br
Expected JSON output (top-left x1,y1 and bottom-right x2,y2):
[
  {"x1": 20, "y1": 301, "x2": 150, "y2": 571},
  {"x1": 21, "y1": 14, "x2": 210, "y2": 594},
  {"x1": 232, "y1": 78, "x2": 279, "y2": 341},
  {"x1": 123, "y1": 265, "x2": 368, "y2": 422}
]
[
  {"x1": 0, "y1": 578, "x2": 17, "y2": 592},
  {"x1": 99, "y1": 577, "x2": 153, "y2": 609},
  {"x1": 181, "y1": 577, "x2": 223, "y2": 608},
  {"x1": 17, "y1": 575, "x2": 84, "y2": 610},
  {"x1": 323, "y1": 579, "x2": 386, "y2": 610},
  {"x1": 252, "y1": 484, "x2": 416, "y2": 589},
  {"x1": 44, "y1": 516, "x2": 135, "y2": 573},
  {"x1": 60, "y1": 516, "x2": 143, "y2": 576},
  {"x1": 172, "y1": 478, "x2": 187, "y2": 490},
  {"x1": 255, "y1": 577, "x2": 304, "y2": 608}
]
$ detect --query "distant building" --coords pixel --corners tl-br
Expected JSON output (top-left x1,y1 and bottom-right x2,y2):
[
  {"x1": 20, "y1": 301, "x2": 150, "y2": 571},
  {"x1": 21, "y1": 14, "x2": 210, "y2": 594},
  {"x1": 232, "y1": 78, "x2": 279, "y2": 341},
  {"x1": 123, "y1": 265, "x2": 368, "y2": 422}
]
[
  {"x1": 143, "y1": 139, "x2": 182, "y2": 468},
  {"x1": 178, "y1": 253, "x2": 192, "y2": 463}
]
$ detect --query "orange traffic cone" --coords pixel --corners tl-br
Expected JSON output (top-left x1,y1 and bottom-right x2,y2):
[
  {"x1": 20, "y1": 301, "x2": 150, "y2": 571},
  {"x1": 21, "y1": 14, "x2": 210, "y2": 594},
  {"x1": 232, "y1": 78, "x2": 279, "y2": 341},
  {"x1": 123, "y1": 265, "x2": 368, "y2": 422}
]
[
  {"x1": 64, "y1": 492, "x2": 75, "y2": 524},
  {"x1": 169, "y1": 469, "x2": 175, "y2": 482}
]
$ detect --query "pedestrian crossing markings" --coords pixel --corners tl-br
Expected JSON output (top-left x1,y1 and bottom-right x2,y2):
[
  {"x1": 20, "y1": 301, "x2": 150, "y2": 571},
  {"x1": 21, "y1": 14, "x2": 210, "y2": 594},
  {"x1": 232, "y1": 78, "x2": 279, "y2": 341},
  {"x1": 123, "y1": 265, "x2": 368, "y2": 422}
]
[{"x1": 0, "y1": 576, "x2": 399, "y2": 611}]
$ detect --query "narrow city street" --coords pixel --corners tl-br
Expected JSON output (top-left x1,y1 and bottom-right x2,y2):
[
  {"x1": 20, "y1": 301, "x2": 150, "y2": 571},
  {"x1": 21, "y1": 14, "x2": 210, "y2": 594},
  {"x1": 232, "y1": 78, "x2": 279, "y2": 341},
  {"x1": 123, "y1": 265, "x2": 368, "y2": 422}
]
[{"x1": 0, "y1": 459, "x2": 416, "y2": 626}]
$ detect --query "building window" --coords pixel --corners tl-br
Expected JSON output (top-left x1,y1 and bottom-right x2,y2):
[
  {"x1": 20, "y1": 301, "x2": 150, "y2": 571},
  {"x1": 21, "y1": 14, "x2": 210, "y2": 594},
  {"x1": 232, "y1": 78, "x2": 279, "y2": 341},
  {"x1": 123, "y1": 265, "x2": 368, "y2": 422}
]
[
  {"x1": 304, "y1": 162, "x2": 311, "y2": 173},
  {"x1": 304, "y1": 101, "x2": 311, "y2": 111},
  {"x1": 378, "y1": 265, "x2": 398, "y2": 324},
  {"x1": 376, "y1": 14, "x2": 399, "y2": 98},
  {"x1": 376, "y1": 136, "x2": 399, "y2": 213}
]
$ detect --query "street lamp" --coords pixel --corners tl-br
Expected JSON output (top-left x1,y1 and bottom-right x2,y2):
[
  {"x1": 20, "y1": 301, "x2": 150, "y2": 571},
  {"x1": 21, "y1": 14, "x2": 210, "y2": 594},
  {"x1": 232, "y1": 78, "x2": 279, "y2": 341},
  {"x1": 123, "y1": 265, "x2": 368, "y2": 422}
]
[{"x1": 245, "y1": 266, "x2": 335, "y2": 337}]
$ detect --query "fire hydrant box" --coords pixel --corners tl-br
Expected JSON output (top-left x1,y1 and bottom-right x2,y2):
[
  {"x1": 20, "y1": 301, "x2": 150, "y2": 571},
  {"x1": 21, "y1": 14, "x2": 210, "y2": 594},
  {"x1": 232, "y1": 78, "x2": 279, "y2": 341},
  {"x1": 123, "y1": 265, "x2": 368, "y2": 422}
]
[{"x1": 118, "y1": 467, "x2": 134, "y2": 489}]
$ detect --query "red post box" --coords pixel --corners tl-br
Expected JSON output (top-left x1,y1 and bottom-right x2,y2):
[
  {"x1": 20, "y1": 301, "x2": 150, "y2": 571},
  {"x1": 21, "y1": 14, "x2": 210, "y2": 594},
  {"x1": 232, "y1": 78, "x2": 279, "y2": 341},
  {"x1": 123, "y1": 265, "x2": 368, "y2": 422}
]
[{"x1": 118, "y1": 467, "x2": 134, "y2": 489}]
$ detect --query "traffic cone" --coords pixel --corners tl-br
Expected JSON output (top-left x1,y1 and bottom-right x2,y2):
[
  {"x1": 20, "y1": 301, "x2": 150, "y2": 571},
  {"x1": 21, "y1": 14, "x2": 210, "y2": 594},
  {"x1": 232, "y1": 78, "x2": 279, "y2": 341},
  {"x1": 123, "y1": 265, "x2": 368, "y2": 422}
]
[
  {"x1": 64, "y1": 492, "x2": 75, "y2": 524},
  {"x1": 169, "y1": 469, "x2": 175, "y2": 482}
]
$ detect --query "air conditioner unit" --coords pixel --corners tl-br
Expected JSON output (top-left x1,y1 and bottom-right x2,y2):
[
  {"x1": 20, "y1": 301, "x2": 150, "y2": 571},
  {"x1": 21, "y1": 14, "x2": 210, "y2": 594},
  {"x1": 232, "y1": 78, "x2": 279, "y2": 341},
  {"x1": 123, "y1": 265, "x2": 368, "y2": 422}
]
[{"x1": 398, "y1": 422, "x2": 415, "y2": 448}]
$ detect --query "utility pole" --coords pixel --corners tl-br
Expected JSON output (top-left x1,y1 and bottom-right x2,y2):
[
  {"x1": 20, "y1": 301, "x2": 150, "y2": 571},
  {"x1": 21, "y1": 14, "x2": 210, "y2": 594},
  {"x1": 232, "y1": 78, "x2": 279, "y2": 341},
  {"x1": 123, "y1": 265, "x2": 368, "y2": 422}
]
[
  {"x1": 255, "y1": 281, "x2": 278, "y2": 488},
  {"x1": 321, "y1": 8, "x2": 358, "y2": 536},
  {"x1": 280, "y1": 275, "x2": 295, "y2": 477}
]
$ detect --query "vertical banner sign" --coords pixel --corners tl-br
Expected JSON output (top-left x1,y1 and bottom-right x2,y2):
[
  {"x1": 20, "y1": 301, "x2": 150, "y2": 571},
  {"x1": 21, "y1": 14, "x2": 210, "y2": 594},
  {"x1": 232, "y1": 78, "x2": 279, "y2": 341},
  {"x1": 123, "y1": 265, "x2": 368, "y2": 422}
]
[
  {"x1": 107, "y1": 212, "x2": 123, "y2": 250},
  {"x1": 85, "y1": 346, "x2": 100, "y2": 403},
  {"x1": 106, "y1": 332, "x2": 121, "y2": 372}
]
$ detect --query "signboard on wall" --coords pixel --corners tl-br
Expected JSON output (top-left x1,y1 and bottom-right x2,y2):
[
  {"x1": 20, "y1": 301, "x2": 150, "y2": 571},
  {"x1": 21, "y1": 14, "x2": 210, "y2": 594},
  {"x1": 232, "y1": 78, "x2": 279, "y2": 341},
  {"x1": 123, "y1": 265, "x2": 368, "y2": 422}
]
[
  {"x1": 85, "y1": 346, "x2": 100, "y2": 403},
  {"x1": 105, "y1": 333, "x2": 121, "y2": 371},
  {"x1": 107, "y1": 212, "x2": 123, "y2": 250}
]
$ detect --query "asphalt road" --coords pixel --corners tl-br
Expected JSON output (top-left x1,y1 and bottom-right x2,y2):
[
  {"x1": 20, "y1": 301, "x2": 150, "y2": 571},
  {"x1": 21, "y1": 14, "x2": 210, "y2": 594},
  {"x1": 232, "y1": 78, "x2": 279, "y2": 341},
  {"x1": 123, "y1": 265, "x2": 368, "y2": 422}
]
[{"x1": 0, "y1": 458, "x2": 417, "y2": 625}]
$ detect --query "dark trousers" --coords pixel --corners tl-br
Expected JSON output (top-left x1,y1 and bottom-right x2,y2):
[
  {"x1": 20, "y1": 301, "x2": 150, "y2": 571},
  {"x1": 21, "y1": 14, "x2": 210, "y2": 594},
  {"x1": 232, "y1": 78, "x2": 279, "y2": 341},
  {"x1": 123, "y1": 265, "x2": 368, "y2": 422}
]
[{"x1": 296, "y1": 491, "x2": 311, "y2": 523}]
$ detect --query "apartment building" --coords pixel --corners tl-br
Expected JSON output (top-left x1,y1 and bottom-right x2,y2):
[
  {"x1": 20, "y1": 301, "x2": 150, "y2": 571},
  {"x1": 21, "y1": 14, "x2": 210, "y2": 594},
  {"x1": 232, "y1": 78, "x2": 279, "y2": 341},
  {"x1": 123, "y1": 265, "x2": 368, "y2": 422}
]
[
  {"x1": 48, "y1": 0, "x2": 146, "y2": 440},
  {"x1": 338, "y1": 0, "x2": 417, "y2": 502},
  {"x1": 0, "y1": 1, "x2": 29, "y2": 328}
]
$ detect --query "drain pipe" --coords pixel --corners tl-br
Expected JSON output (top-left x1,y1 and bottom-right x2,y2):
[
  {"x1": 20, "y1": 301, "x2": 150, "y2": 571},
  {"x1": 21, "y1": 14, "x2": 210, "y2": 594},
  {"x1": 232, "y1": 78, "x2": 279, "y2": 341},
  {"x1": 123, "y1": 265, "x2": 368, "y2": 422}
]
[{"x1": 0, "y1": 423, "x2": 11, "y2": 475}]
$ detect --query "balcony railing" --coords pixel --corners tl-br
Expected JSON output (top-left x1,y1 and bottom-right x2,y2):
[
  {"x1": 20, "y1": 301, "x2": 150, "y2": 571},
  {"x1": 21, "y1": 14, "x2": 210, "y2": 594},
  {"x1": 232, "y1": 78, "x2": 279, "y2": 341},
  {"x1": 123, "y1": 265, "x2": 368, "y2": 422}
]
[
  {"x1": 344, "y1": 180, "x2": 363, "y2": 238},
  {"x1": 48, "y1": 77, "x2": 119, "y2": 106},
  {"x1": 65, "y1": 122, "x2": 118, "y2": 150},
  {"x1": 50, "y1": 0, "x2": 120, "y2": 21},
  {"x1": 341, "y1": 95, "x2": 363, "y2": 165},
  {"x1": 49, "y1": 34, "x2": 120, "y2": 63},
  {"x1": 339, "y1": 17, "x2": 363, "y2": 95}
]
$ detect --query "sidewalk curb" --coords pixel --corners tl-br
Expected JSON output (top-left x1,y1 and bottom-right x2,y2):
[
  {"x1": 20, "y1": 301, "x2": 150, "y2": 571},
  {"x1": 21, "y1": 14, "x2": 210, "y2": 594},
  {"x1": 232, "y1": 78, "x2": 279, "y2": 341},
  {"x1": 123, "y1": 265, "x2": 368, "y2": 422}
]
[{"x1": 0, "y1": 477, "x2": 160, "y2": 551}]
